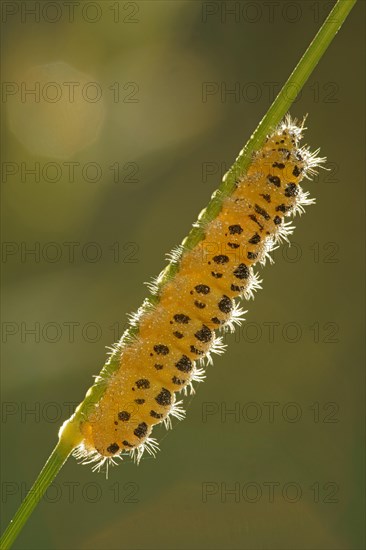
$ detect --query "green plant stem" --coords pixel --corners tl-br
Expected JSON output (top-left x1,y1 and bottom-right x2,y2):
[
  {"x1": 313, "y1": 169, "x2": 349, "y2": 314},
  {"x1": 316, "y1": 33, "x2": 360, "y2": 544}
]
[
  {"x1": 0, "y1": 438, "x2": 75, "y2": 550},
  {"x1": 0, "y1": 1, "x2": 356, "y2": 548}
]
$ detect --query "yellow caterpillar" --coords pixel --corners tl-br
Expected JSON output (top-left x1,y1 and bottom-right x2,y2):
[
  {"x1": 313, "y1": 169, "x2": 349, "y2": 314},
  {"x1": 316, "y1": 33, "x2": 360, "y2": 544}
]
[{"x1": 74, "y1": 116, "x2": 324, "y2": 471}]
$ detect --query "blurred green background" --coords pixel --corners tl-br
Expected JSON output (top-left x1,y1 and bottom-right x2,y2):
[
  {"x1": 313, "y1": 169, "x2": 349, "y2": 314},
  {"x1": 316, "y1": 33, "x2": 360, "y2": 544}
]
[{"x1": 1, "y1": 1, "x2": 365, "y2": 549}]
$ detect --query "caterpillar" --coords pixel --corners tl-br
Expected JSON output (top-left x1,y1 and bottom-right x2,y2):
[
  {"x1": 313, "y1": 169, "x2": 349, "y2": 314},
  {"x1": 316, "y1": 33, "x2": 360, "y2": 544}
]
[{"x1": 73, "y1": 115, "x2": 324, "y2": 472}]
